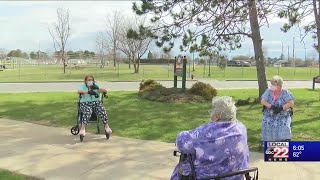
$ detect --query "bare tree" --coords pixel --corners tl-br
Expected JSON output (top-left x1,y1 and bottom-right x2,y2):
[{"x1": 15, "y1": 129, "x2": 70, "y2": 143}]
[
  {"x1": 118, "y1": 15, "x2": 152, "y2": 73},
  {"x1": 95, "y1": 32, "x2": 108, "y2": 68},
  {"x1": 105, "y1": 11, "x2": 123, "y2": 67},
  {"x1": 48, "y1": 8, "x2": 71, "y2": 74}
]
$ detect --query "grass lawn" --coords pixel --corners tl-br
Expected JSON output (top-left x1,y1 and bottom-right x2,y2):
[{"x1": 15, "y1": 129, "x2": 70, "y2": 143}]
[
  {"x1": 0, "y1": 169, "x2": 43, "y2": 180},
  {"x1": 0, "y1": 63, "x2": 319, "y2": 82},
  {"x1": 192, "y1": 66, "x2": 320, "y2": 80},
  {"x1": 0, "y1": 89, "x2": 319, "y2": 151},
  {"x1": 0, "y1": 64, "x2": 174, "y2": 82}
]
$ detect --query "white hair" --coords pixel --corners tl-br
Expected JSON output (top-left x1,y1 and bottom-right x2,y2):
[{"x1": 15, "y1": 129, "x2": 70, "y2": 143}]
[
  {"x1": 271, "y1": 75, "x2": 283, "y2": 87},
  {"x1": 211, "y1": 96, "x2": 237, "y2": 121}
]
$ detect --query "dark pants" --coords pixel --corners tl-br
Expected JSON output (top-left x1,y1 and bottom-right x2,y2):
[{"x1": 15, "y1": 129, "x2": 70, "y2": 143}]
[{"x1": 79, "y1": 101, "x2": 108, "y2": 125}]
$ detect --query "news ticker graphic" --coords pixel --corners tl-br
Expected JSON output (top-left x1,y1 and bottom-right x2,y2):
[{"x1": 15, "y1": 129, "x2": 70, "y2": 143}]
[{"x1": 264, "y1": 141, "x2": 320, "y2": 162}]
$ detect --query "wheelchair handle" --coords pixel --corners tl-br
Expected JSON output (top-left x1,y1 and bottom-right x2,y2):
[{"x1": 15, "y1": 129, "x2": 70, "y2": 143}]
[{"x1": 173, "y1": 150, "x2": 181, "y2": 157}]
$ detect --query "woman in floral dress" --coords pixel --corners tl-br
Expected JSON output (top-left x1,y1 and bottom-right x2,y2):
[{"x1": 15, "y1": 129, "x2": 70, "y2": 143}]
[{"x1": 260, "y1": 75, "x2": 294, "y2": 141}]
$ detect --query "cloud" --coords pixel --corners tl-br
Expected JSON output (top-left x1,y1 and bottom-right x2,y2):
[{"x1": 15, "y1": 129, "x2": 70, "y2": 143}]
[{"x1": 0, "y1": 1, "x2": 139, "y2": 51}]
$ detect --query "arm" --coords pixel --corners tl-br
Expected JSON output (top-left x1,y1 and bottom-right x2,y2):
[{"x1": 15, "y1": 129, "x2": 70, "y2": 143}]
[
  {"x1": 281, "y1": 90, "x2": 294, "y2": 111},
  {"x1": 282, "y1": 100, "x2": 294, "y2": 111},
  {"x1": 92, "y1": 83, "x2": 107, "y2": 93},
  {"x1": 261, "y1": 98, "x2": 272, "y2": 109},
  {"x1": 260, "y1": 90, "x2": 272, "y2": 109},
  {"x1": 175, "y1": 129, "x2": 197, "y2": 155},
  {"x1": 99, "y1": 88, "x2": 107, "y2": 93},
  {"x1": 78, "y1": 90, "x2": 88, "y2": 95}
]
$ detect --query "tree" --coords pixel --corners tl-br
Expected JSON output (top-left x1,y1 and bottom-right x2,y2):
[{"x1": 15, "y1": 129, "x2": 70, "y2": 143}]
[
  {"x1": 67, "y1": 50, "x2": 75, "y2": 59},
  {"x1": 278, "y1": 0, "x2": 320, "y2": 75},
  {"x1": 48, "y1": 8, "x2": 72, "y2": 73},
  {"x1": 96, "y1": 32, "x2": 108, "y2": 67},
  {"x1": 132, "y1": 0, "x2": 275, "y2": 97},
  {"x1": 7, "y1": 49, "x2": 22, "y2": 57},
  {"x1": 217, "y1": 54, "x2": 228, "y2": 70},
  {"x1": 118, "y1": 15, "x2": 152, "y2": 73},
  {"x1": 30, "y1": 52, "x2": 37, "y2": 59},
  {"x1": 106, "y1": 11, "x2": 123, "y2": 67},
  {"x1": 36, "y1": 51, "x2": 48, "y2": 60}
]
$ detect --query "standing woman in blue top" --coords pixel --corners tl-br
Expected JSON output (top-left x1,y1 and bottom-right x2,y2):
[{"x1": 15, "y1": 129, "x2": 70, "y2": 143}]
[
  {"x1": 78, "y1": 75, "x2": 112, "y2": 140},
  {"x1": 260, "y1": 75, "x2": 294, "y2": 141}
]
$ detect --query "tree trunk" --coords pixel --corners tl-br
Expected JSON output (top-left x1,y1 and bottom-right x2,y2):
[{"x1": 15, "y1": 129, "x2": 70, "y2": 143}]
[
  {"x1": 132, "y1": 57, "x2": 139, "y2": 73},
  {"x1": 133, "y1": 63, "x2": 139, "y2": 73},
  {"x1": 248, "y1": 0, "x2": 268, "y2": 97},
  {"x1": 313, "y1": 0, "x2": 320, "y2": 75},
  {"x1": 62, "y1": 50, "x2": 66, "y2": 74},
  {"x1": 113, "y1": 45, "x2": 116, "y2": 67},
  {"x1": 129, "y1": 55, "x2": 131, "y2": 69}
]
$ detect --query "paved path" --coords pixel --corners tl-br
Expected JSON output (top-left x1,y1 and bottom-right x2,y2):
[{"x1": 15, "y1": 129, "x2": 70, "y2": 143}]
[
  {"x1": 0, "y1": 80, "x2": 315, "y2": 93},
  {"x1": 1, "y1": 119, "x2": 320, "y2": 180}
]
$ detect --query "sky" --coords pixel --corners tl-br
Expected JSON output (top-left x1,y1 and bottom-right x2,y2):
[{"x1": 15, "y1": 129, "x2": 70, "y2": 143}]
[{"x1": 0, "y1": 1, "x2": 318, "y2": 60}]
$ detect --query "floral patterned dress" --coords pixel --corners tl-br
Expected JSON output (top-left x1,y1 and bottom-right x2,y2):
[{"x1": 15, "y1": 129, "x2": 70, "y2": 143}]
[
  {"x1": 170, "y1": 121, "x2": 249, "y2": 180},
  {"x1": 260, "y1": 89, "x2": 294, "y2": 141}
]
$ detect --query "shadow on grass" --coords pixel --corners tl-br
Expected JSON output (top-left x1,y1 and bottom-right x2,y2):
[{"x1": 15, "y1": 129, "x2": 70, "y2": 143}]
[{"x1": 0, "y1": 91, "x2": 319, "y2": 151}]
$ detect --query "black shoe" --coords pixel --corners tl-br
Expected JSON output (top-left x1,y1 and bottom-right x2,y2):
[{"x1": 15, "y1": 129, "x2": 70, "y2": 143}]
[{"x1": 80, "y1": 134, "x2": 84, "y2": 142}]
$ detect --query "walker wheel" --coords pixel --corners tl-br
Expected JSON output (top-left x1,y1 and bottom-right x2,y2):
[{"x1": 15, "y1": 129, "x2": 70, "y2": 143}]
[{"x1": 71, "y1": 126, "x2": 79, "y2": 135}]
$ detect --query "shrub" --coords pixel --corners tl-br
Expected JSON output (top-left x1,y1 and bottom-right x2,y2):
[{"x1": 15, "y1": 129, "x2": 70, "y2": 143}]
[
  {"x1": 235, "y1": 98, "x2": 251, "y2": 106},
  {"x1": 189, "y1": 82, "x2": 217, "y2": 100},
  {"x1": 139, "y1": 79, "x2": 160, "y2": 90},
  {"x1": 138, "y1": 79, "x2": 164, "y2": 96}
]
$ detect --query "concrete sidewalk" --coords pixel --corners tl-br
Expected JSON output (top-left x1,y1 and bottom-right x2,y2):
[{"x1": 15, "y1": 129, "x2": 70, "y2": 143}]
[
  {"x1": 0, "y1": 80, "x2": 315, "y2": 93},
  {"x1": 0, "y1": 119, "x2": 319, "y2": 180}
]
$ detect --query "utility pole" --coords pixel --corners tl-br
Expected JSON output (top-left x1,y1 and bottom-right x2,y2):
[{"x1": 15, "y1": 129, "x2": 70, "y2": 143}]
[{"x1": 293, "y1": 37, "x2": 296, "y2": 77}]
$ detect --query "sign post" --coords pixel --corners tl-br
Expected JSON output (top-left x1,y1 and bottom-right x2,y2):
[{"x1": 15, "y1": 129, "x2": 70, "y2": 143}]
[{"x1": 174, "y1": 55, "x2": 187, "y2": 92}]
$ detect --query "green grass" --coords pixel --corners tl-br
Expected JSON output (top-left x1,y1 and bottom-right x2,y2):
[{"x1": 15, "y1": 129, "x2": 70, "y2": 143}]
[
  {"x1": 0, "y1": 89, "x2": 319, "y2": 151},
  {"x1": 0, "y1": 169, "x2": 43, "y2": 180},
  {"x1": 192, "y1": 66, "x2": 320, "y2": 80},
  {"x1": 0, "y1": 64, "x2": 174, "y2": 82},
  {"x1": 0, "y1": 63, "x2": 319, "y2": 82}
]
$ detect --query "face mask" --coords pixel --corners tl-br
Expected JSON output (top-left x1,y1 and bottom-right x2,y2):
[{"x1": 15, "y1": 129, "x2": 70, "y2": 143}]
[
  {"x1": 86, "y1": 81, "x2": 93, "y2": 86},
  {"x1": 270, "y1": 85, "x2": 277, "y2": 91}
]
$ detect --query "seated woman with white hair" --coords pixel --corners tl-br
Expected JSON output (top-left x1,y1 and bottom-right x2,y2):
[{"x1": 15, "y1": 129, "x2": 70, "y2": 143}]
[{"x1": 170, "y1": 96, "x2": 249, "y2": 180}]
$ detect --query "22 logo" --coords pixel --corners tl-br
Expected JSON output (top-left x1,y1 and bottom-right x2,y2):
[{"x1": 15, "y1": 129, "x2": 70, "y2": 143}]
[{"x1": 273, "y1": 147, "x2": 289, "y2": 158}]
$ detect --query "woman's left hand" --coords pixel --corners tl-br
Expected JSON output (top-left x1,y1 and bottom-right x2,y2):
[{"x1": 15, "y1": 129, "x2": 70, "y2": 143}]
[{"x1": 99, "y1": 88, "x2": 107, "y2": 93}]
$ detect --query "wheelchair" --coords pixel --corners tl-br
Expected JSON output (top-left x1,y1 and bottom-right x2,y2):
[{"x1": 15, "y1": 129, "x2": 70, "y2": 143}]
[
  {"x1": 173, "y1": 150, "x2": 258, "y2": 180},
  {"x1": 258, "y1": 106, "x2": 293, "y2": 151},
  {"x1": 70, "y1": 92, "x2": 108, "y2": 137}
]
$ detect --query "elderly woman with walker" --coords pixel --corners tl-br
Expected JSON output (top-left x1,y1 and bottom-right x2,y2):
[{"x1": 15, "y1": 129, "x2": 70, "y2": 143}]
[{"x1": 260, "y1": 75, "x2": 294, "y2": 145}]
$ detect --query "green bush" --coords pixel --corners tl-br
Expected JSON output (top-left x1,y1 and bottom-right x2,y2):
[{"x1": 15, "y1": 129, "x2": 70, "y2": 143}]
[
  {"x1": 138, "y1": 79, "x2": 164, "y2": 96},
  {"x1": 139, "y1": 79, "x2": 161, "y2": 90},
  {"x1": 189, "y1": 82, "x2": 217, "y2": 100}
]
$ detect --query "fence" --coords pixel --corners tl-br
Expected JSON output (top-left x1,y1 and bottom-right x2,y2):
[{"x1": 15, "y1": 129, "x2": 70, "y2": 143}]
[{"x1": 0, "y1": 59, "x2": 319, "y2": 82}]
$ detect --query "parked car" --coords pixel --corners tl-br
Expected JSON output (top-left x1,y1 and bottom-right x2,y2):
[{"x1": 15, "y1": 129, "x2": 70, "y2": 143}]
[{"x1": 227, "y1": 60, "x2": 251, "y2": 67}]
